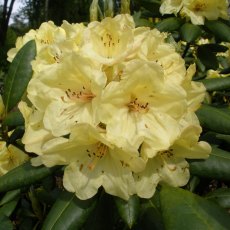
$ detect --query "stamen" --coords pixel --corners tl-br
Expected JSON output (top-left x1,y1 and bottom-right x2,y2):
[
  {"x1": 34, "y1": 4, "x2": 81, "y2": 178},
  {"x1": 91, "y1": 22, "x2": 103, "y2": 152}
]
[
  {"x1": 65, "y1": 87, "x2": 95, "y2": 102},
  {"x1": 100, "y1": 31, "x2": 120, "y2": 58},
  {"x1": 193, "y1": 3, "x2": 206, "y2": 11},
  {"x1": 128, "y1": 97, "x2": 149, "y2": 113},
  {"x1": 87, "y1": 143, "x2": 108, "y2": 171}
]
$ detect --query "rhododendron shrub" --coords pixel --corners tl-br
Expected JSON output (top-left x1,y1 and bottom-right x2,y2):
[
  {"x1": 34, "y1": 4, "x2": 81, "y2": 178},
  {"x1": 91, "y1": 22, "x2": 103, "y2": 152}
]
[{"x1": 0, "y1": 0, "x2": 230, "y2": 229}]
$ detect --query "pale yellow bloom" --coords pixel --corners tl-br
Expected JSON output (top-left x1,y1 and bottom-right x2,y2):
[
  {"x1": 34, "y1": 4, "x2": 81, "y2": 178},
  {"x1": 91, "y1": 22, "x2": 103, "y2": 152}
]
[
  {"x1": 160, "y1": 0, "x2": 183, "y2": 15},
  {"x1": 27, "y1": 54, "x2": 106, "y2": 137},
  {"x1": 160, "y1": 0, "x2": 229, "y2": 25},
  {"x1": 80, "y1": 14, "x2": 149, "y2": 65},
  {"x1": 18, "y1": 102, "x2": 53, "y2": 154},
  {"x1": 137, "y1": 29, "x2": 187, "y2": 85},
  {"x1": 207, "y1": 70, "x2": 230, "y2": 79},
  {"x1": 0, "y1": 142, "x2": 29, "y2": 176},
  {"x1": 32, "y1": 124, "x2": 146, "y2": 200},
  {"x1": 7, "y1": 29, "x2": 37, "y2": 62},
  {"x1": 8, "y1": 21, "x2": 85, "y2": 73},
  {"x1": 32, "y1": 21, "x2": 85, "y2": 72},
  {"x1": 8, "y1": 21, "x2": 65, "y2": 62},
  {"x1": 134, "y1": 122, "x2": 211, "y2": 198},
  {"x1": 181, "y1": 0, "x2": 229, "y2": 25},
  {"x1": 16, "y1": 14, "x2": 211, "y2": 200},
  {"x1": 182, "y1": 64, "x2": 206, "y2": 111},
  {"x1": 99, "y1": 59, "x2": 186, "y2": 150}
]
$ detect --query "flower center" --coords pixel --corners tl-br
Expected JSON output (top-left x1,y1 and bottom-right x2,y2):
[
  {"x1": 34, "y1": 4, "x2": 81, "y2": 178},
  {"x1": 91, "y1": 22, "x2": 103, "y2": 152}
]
[
  {"x1": 100, "y1": 32, "x2": 120, "y2": 58},
  {"x1": 128, "y1": 98, "x2": 149, "y2": 113},
  {"x1": 87, "y1": 142, "x2": 108, "y2": 171},
  {"x1": 53, "y1": 53, "x2": 61, "y2": 63},
  {"x1": 159, "y1": 149, "x2": 177, "y2": 171},
  {"x1": 65, "y1": 87, "x2": 95, "y2": 102},
  {"x1": 159, "y1": 149, "x2": 174, "y2": 158},
  {"x1": 193, "y1": 2, "x2": 207, "y2": 12}
]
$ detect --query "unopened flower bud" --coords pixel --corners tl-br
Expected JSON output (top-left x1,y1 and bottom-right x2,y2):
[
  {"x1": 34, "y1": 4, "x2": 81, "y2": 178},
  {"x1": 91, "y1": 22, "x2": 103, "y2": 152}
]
[
  {"x1": 90, "y1": 0, "x2": 99, "y2": 21},
  {"x1": 121, "y1": 0, "x2": 130, "y2": 14}
]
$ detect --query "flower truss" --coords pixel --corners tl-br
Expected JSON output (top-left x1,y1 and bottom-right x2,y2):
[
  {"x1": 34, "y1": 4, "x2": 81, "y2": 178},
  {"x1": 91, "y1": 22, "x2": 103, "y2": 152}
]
[
  {"x1": 0, "y1": 141, "x2": 29, "y2": 176},
  {"x1": 0, "y1": 96, "x2": 29, "y2": 175},
  {"x1": 8, "y1": 14, "x2": 211, "y2": 200},
  {"x1": 160, "y1": 0, "x2": 229, "y2": 25}
]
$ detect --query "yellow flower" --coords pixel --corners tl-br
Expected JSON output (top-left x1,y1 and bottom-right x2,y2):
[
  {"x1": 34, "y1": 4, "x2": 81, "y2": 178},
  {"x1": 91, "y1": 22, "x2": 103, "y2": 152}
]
[
  {"x1": 160, "y1": 0, "x2": 183, "y2": 15},
  {"x1": 160, "y1": 0, "x2": 229, "y2": 25},
  {"x1": 134, "y1": 122, "x2": 211, "y2": 198},
  {"x1": 80, "y1": 14, "x2": 148, "y2": 65},
  {"x1": 137, "y1": 29, "x2": 187, "y2": 84},
  {"x1": 182, "y1": 64, "x2": 206, "y2": 111},
  {"x1": 32, "y1": 21, "x2": 85, "y2": 72},
  {"x1": 99, "y1": 59, "x2": 186, "y2": 151},
  {"x1": 0, "y1": 142, "x2": 29, "y2": 176},
  {"x1": 8, "y1": 21, "x2": 85, "y2": 73},
  {"x1": 8, "y1": 21, "x2": 65, "y2": 62},
  {"x1": 181, "y1": 0, "x2": 229, "y2": 25},
  {"x1": 17, "y1": 14, "x2": 211, "y2": 200},
  {"x1": 26, "y1": 54, "x2": 106, "y2": 137},
  {"x1": 7, "y1": 29, "x2": 37, "y2": 62},
  {"x1": 32, "y1": 124, "x2": 146, "y2": 200},
  {"x1": 18, "y1": 101, "x2": 53, "y2": 155}
]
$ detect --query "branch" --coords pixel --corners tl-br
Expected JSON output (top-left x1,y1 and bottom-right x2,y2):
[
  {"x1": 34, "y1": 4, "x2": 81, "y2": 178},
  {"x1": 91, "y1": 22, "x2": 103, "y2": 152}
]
[{"x1": 6, "y1": 0, "x2": 16, "y2": 25}]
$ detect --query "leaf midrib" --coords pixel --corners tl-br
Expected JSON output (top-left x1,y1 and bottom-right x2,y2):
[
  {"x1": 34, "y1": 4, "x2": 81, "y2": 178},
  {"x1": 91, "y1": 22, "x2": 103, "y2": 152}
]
[{"x1": 45, "y1": 194, "x2": 75, "y2": 230}]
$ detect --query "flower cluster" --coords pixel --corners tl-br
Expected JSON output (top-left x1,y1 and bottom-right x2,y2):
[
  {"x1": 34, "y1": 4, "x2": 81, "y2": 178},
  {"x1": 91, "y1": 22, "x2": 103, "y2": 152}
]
[
  {"x1": 8, "y1": 14, "x2": 211, "y2": 200},
  {"x1": 0, "y1": 142, "x2": 28, "y2": 176},
  {"x1": 0, "y1": 96, "x2": 29, "y2": 175},
  {"x1": 160, "y1": 0, "x2": 229, "y2": 25}
]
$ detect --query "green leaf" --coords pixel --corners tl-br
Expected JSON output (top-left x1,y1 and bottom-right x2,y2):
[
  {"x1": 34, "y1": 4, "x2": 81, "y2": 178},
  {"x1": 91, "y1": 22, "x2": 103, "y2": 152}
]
[
  {"x1": 220, "y1": 67, "x2": 230, "y2": 74},
  {"x1": 133, "y1": 12, "x2": 154, "y2": 28},
  {"x1": 139, "y1": 195, "x2": 164, "y2": 230},
  {"x1": 160, "y1": 185, "x2": 230, "y2": 230},
  {"x1": 197, "y1": 46, "x2": 218, "y2": 70},
  {"x1": 200, "y1": 77, "x2": 230, "y2": 91},
  {"x1": 139, "y1": 206, "x2": 164, "y2": 230},
  {"x1": 83, "y1": 193, "x2": 117, "y2": 230},
  {"x1": 201, "y1": 44, "x2": 229, "y2": 53},
  {"x1": 3, "y1": 40, "x2": 36, "y2": 112},
  {"x1": 0, "y1": 215, "x2": 13, "y2": 230},
  {"x1": 194, "y1": 58, "x2": 206, "y2": 73},
  {"x1": 187, "y1": 176, "x2": 200, "y2": 193},
  {"x1": 0, "y1": 161, "x2": 60, "y2": 193},
  {"x1": 35, "y1": 188, "x2": 61, "y2": 206},
  {"x1": 7, "y1": 126, "x2": 25, "y2": 144},
  {"x1": 114, "y1": 195, "x2": 140, "y2": 229},
  {"x1": 196, "y1": 104, "x2": 230, "y2": 134},
  {"x1": 141, "y1": 0, "x2": 160, "y2": 12},
  {"x1": 180, "y1": 23, "x2": 202, "y2": 43},
  {"x1": 19, "y1": 217, "x2": 36, "y2": 230},
  {"x1": 0, "y1": 198, "x2": 19, "y2": 217},
  {"x1": 155, "y1": 17, "x2": 183, "y2": 32},
  {"x1": 205, "y1": 20, "x2": 230, "y2": 42},
  {"x1": 42, "y1": 191, "x2": 97, "y2": 230},
  {"x1": 0, "y1": 189, "x2": 21, "y2": 206},
  {"x1": 189, "y1": 146, "x2": 230, "y2": 180},
  {"x1": 28, "y1": 187, "x2": 43, "y2": 220},
  {"x1": 2, "y1": 110, "x2": 24, "y2": 127},
  {"x1": 216, "y1": 134, "x2": 230, "y2": 144},
  {"x1": 205, "y1": 188, "x2": 230, "y2": 209}
]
